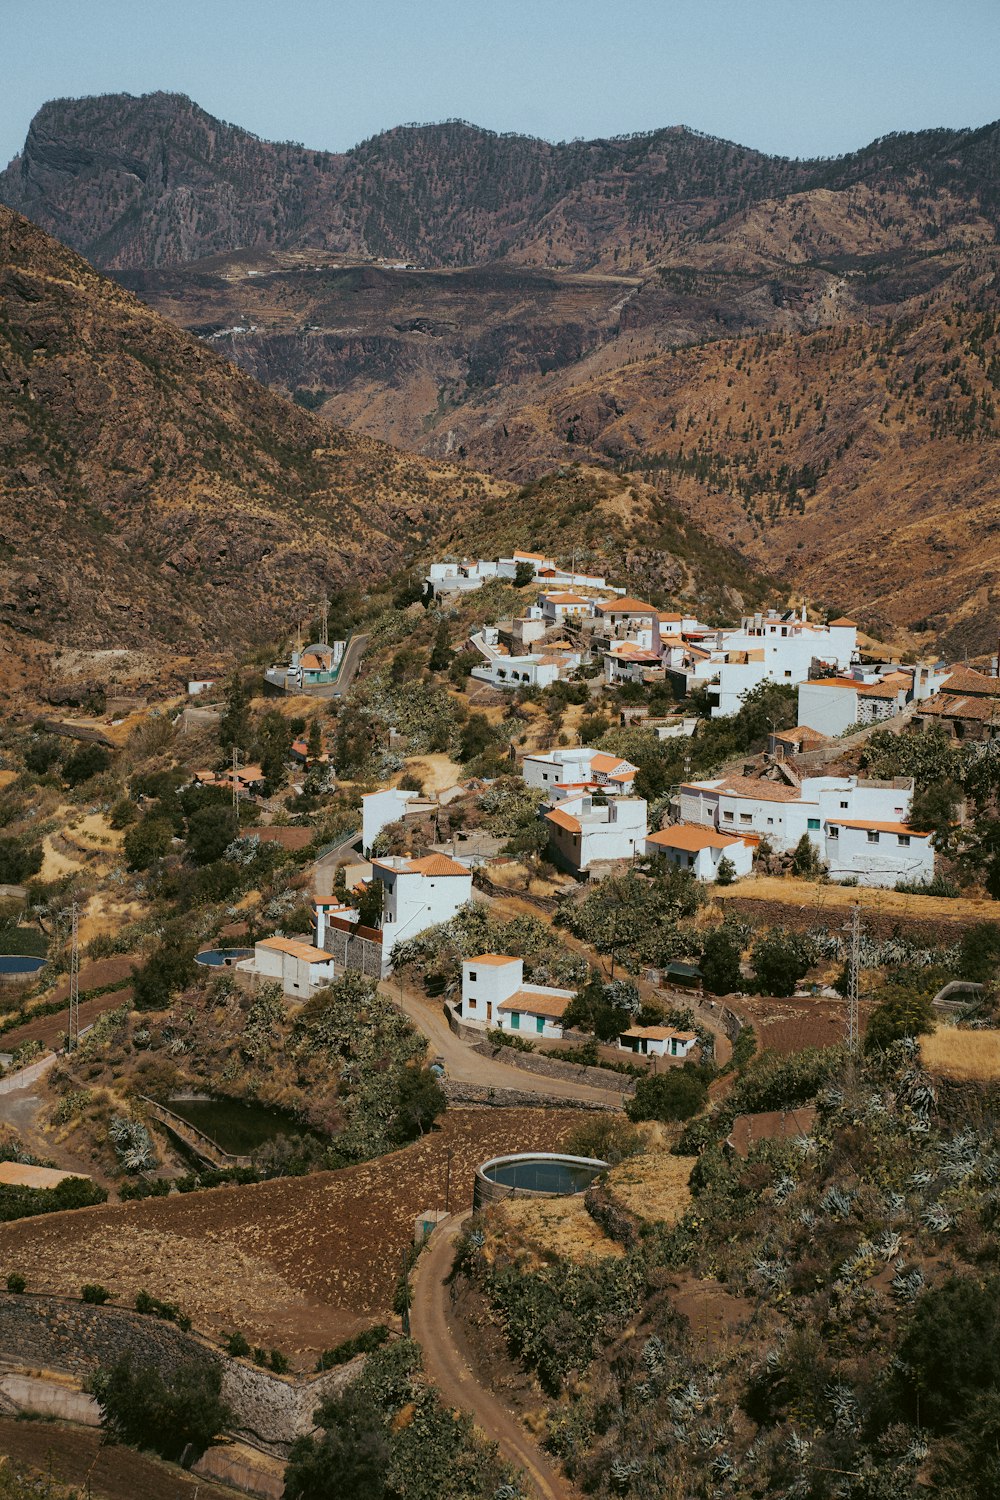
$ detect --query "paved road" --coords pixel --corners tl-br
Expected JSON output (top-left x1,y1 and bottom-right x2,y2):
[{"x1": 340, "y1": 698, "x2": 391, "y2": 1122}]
[
  {"x1": 384, "y1": 976, "x2": 626, "y2": 1108},
  {"x1": 411, "y1": 1213, "x2": 577, "y2": 1500}
]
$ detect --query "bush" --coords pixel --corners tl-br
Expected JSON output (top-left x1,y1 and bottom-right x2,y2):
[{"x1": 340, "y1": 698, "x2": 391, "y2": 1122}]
[
  {"x1": 62, "y1": 744, "x2": 111, "y2": 786},
  {"x1": 269, "y1": 1349, "x2": 290, "y2": 1374},
  {"x1": 131, "y1": 931, "x2": 198, "y2": 1011},
  {"x1": 626, "y1": 1067, "x2": 708, "y2": 1123},
  {"x1": 284, "y1": 1380, "x2": 392, "y2": 1500},
  {"x1": 108, "y1": 797, "x2": 138, "y2": 829},
  {"x1": 0, "y1": 838, "x2": 42, "y2": 886},
  {"x1": 701, "y1": 924, "x2": 743, "y2": 996},
  {"x1": 316, "y1": 1325, "x2": 391, "y2": 1371},
  {"x1": 564, "y1": 1116, "x2": 643, "y2": 1165},
  {"x1": 864, "y1": 984, "x2": 936, "y2": 1052},
  {"x1": 751, "y1": 928, "x2": 812, "y2": 996},
  {"x1": 89, "y1": 1356, "x2": 232, "y2": 1461},
  {"x1": 224, "y1": 1331, "x2": 251, "y2": 1358},
  {"x1": 186, "y1": 804, "x2": 239, "y2": 865},
  {"x1": 6, "y1": 1274, "x2": 25, "y2": 1293},
  {"x1": 124, "y1": 815, "x2": 173, "y2": 871},
  {"x1": 714, "y1": 854, "x2": 737, "y2": 886},
  {"x1": 897, "y1": 1275, "x2": 1000, "y2": 1432},
  {"x1": 0, "y1": 1176, "x2": 107, "y2": 1223},
  {"x1": 81, "y1": 1283, "x2": 111, "y2": 1304},
  {"x1": 134, "y1": 1289, "x2": 190, "y2": 1330}
]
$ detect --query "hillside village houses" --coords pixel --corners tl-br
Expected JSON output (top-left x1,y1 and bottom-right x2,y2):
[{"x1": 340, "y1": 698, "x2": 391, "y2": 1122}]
[
  {"x1": 459, "y1": 955, "x2": 576, "y2": 1036},
  {"x1": 425, "y1": 549, "x2": 622, "y2": 600},
  {"x1": 646, "y1": 824, "x2": 755, "y2": 881},
  {"x1": 544, "y1": 794, "x2": 648, "y2": 874},
  {"x1": 673, "y1": 771, "x2": 934, "y2": 887},
  {"x1": 521, "y1": 745, "x2": 639, "y2": 795}
]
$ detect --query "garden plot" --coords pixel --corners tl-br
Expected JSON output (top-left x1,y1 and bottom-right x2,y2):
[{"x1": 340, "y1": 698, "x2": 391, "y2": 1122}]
[{"x1": 0, "y1": 1107, "x2": 578, "y2": 1361}]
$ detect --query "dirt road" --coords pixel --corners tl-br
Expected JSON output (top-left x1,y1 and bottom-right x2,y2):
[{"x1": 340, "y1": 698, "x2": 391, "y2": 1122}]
[
  {"x1": 385, "y1": 975, "x2": 627, "y2": 1108},
  {"x1": 411, "y1": 1213, "x2": 577, "y2": 1500}
]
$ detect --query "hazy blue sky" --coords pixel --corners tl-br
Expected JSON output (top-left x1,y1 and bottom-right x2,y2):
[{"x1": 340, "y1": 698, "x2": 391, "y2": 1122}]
[{"x1": 3, "y1": 0, "x2": 998, "y2": 169}]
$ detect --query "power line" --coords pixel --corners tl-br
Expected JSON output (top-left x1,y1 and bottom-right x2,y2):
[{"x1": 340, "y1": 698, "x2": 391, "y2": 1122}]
[{"x1": 846, "y1": 901, "x2": 861, "y2": 1052}]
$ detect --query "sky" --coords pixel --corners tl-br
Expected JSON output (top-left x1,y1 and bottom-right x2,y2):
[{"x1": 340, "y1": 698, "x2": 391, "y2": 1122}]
[{"x1": 2, "y1": 0, "x2": 999, "y2": 170}]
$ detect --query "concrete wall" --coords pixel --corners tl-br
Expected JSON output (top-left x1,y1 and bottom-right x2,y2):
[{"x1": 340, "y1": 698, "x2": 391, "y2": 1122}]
[{"x1": 0, "y1": 1292, "x2": 359, "y2": 1455}]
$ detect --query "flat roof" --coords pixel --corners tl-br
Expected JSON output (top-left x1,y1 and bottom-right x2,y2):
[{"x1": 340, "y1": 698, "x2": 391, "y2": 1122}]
[
  {"x1": 258, "y1": 937, "x2": 332, "y2": 963},
  {"x1": 648, "y1": 825, "x2": 742, "y2": 852}
]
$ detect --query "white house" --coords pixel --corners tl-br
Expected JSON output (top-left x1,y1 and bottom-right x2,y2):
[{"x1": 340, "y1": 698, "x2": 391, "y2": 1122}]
[
  {"x1": 362, "y1": 787, "x2": 437, "y2": 856},
  {"x1": 469, "y1": 629, "x2": 582, "y2": 690},
  {"x1": 370, "y1": 853, "x2": 473, "y2": 971},
  {"x1": 673, "y1": 772, "x2": 929, "y2": 887},
  {"x1": 522, "y1": 746, "x2": 638, "y2": 796},
  {"x1": 798, "y1": 663, "x2": 949, "y2": 738},
  {"x1": 618, "y1": 1025, "x2": 699, "y2": 1059},
  {"x1": 187, "y1": 676, "x2": 218, "y2": 696},
  {"x1": 822, "y1": 818, "x2": 935, "y2": 887},
  {"x1": 646, "y1": 825, "x2": 754, "y2": 881},
  {"x1": 425, "y1": 559, "x2": 501, "y2": 597},
  {"x1": 698, "y1": 610, "x2": 859, "y2": 718},
  {"x1": 604, "y1": 644, "x2": 665, "y2": 684},
  {"x1": 539, "y1": 591, "x2": 598, "y2": 623},
  {"x1": 595, "y1": 596, "x2": 658, "y2": 640},
  {"x1": 460, "y1": 954, "x2": 575, "y2": 1036},
  {"x1": 238, "y1": 937, "x2": 337, "y2": 999},
  {"x1": 544, "y1": 795, "x2": 647, "y2": 873}
]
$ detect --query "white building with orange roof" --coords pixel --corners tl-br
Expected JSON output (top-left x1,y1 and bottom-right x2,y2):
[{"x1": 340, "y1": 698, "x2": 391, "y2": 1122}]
[
  {"x1": 618, "y1": 1025, "x2": 699, "y2": 1060},
  {"x1": 798, "y1": 662, "x2": 949, "y2": 737},
  {"x1": 544, "y1": 794, "x2": 647, "y2": 874},
  {"x1": 671, "y1": 771, "x2": 930, "y2": 886},
  {"x1": 539, "y1": 591, "x2": 599, "y2": 623},
  {"x1": 238, "y1": 936, "x2": 338, "y2": 999},
  {"x1": 646, "y1": 824, "x2": 754, "y2": 881},
  {"x1": 459, "y1": 954, "x2": 575, "y2": 1036},
  {"x1": 370, "y1": 852, "x2": 473, "y2": 971},
  {"x1": 522, "y1": 746, "x2": 638, "y2": 795}
]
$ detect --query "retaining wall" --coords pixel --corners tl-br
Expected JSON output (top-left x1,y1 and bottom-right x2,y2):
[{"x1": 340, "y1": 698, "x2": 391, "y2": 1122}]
[
  {"x1": 442, "y1": 1081, "x2": 616, "y2": 1112},
  {"x1": 0, "y1": 1293, "x2": 357, "y2": 1455},
  {"x1": 446, "y1": 1002, "x2": 637, "y2": 1092}
]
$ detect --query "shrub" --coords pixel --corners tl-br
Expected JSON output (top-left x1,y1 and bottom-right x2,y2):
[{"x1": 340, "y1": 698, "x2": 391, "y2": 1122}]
[
  {"x1": 224, "y1": 1331, "x2": 251, "y2": 1358},
  {"x1": 701, "y1": 924, "x2": 743, "y2": 996},
  {"x1": 897, "y1": 1275, "x2": 1000, "y2": 1432},
  {"x1": 81, "y1": 1283, "x2": 111, "y2": 1304},
  {"x1": 269, "y1": 1349, "x2": 290, "y2": 1374},
  {"x1": 751, "y1": 928, "x2": 812, "y2": 996},
  {"x1": 564, "y1": 1116, "x2": 643, "y2": 1165},
  {"x1": 315, "y1": 1325, "x2": 391, "y2": 1371},
  {"x1": 108, "y1": 797, "x2": 138, "y2": 830},
  {"x1": 864, "y1": 984, "x2": 936, "y2": 1052},
  {"x1": 0, "y1": 1176, "x2": 107, "y2": 1223},
  {"x1": 123, "y1": 815, "x2": 173, "y2": 871},
  {"x1": 62, "y1": 744, "x2": 111, "y2": 786},
  {"x1": 626, "y1": 1067, "x2": 708, "y2": 1123},
  {"x1": 89, "y1": 1356, "x2": 232, "y2": 1461},
  {"x1": 131, "y1": 932, "x2": 198, "y2": 1011},
  {"x1": 791, "y1": 833, "x2": 822, "y2": 878},
  {"x1": 714, "y1": 854, "x2": 737, "y2": 886},
  {"x1": 6, "y1": 1274, "x2": 25, "y2": 1293}
]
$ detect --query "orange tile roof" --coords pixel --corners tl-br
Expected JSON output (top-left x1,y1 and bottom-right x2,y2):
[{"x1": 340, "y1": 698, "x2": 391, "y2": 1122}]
[
  {"x1": 828, "y1": 819, "x2": 931, "y2": 837},
  {"x1": 940, "y1": 666, "x2": 1000, "y2": 697},
  {"x1": 648, "y1": 826, "x2": 742, "y2": 852},
  {"x1": 498, "y1": 990, "x2": 575, "y2": 1019},
  {"x1": 621, "y1": 1026, "x2": 697, "y2": 1042},
  {"x1": 596, "y1": 596, "x2": 656, "y2": 614},
  {"x1": 773, "y1": 726, "x2": 827, "y2": 745},
  {"x1": 543, "y1": 592, "x2": 592, "y2": 604},
  {"x1": 590, "y1": 752, "x2": 633, "y2": 773},
  {"x1": 467, "y1": 953, "x2": 519, "y2": 967},
  {"x1": 258, "y1": 937, "x2": 332, "y2": 963},
  {"x1": 404, "y1": 853, "x2": 471, "y2": 876},
  {"x1": 716, "y1": 775, "x2": 802, "y2": 803},
  {"x1": 829, "y1": 617, "x2": 857, "y2": 627},
  {"x1": 513, "y1": 550, "x2": 551, "y2": 562},
  {"x1": 545, "y1": 807, "x2": 582, "y2": 833},
  {"x1": 920, "y1": 694, "x2": 1000, "y2": 722}
]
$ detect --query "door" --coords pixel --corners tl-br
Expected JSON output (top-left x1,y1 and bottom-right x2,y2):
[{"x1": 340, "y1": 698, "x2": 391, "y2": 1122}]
[{"x1": 486, "y1": 1002, "x2": 492, "y2": 1021}]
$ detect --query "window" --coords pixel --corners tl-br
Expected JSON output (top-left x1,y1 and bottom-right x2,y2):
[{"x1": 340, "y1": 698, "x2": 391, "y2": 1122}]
[
  {"x1": 541, "y1": 772, "x2": 548, "y2": 781},
  {"x1": 784, "y1": 670, "x2": 792, "y2": 679},
  {"x1": 767, "y1": 817, "x2": 774, "y2": 826},
  {"x1": 898, "y1": 834, "x2": 910, "y2": 847},
  {"x1": 723, "y1": 810, "x2": 734, "y2": 821},
  {"x1": 468, "y1": 998, "x2": 477, "y2": 1010},
  {"x1": 867, "y1": 830, "x2": 880, "y2": 844},
  {"x1": 740, "y1": 813, "x2": 752, "y2": 824},
  {"x1": 808, "y1": 818, "x2": 820, "y2": 830},
  {"x1": 829, "y1": 825, "x2": 839, "y2": 839},
  {"x1": 469, "y1": 971, "x2": 477, "y2": 982},
  {"x1": 840, "y1": 801, "x2": 848, "y2": 809}
]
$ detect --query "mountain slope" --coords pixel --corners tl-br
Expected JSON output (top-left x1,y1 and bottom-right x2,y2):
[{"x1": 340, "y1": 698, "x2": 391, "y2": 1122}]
[
  {"x1": 0, "y1": 205, "x2": 494, "y2": 653},
  {"x1": 3, "y1": 93, "x2": 998, "y2": 273}
]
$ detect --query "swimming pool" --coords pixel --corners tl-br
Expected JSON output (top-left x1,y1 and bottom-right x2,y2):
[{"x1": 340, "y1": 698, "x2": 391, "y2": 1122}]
[{"x1": 0, "y1": 956, "x2": 46, "y2": 977}]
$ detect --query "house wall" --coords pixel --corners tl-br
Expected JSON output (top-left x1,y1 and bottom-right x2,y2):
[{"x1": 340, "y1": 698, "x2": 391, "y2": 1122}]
[
  {"x1": 495, "y1": 1007, "x2": 566, "y2": 1039},
  {"x1": 378, "y1": 870, "x2": 473, "y2": 969},
  {"x1": 461, "y1": 959, "x2": 522, "y2": 1024},
  {"x1": 798, "y1": 682, "x2": 860, "y2": 736},
  {"x1": 824, "y1": 825, "x2": 934, "y2": 887},
  {"x1": 362, "y1": 788, "x2": 420, "y2": 855}
]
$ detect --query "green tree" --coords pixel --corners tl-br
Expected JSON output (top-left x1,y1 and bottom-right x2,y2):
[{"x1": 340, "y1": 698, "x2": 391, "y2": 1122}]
[
  {"x1": 334, "y1": 704, "x2": 377, "y2": 778},
  {"x1": 0, "y1": 838, "x2": 42, "y2": 885},
  {"x1": 356, "y1": 879, "x2": 384, "y2": 929},
  {"x1": 23, "y1": 737, "x2": 62, "y2": 775},
  {"x1": 701, "y1": 924, "x2": 743, "y2": 995},
  {"x1": 513, "y1": 561, "x2": 535, "y2": 587},
  {"x1": 185, "y1": 804, "x2": 238, "y2": 866},
  {"x1": 791, "y1": 833, "x2": 821, "y2": 878},
  {"x1": 626, "y1": 1067, "x2": 708, "y2": 1123},
  {"x1": 864, "y1": 983, "x2": 935, "y2": 1052},
  {"x1": 131, "y1": 930, "x2": 198, "y2": 1011},
  {"x1": 458, "y1": 712, "x2": 498, "y2": 763},
  {"x1": 715, "y1": 854, "x2": 737, "y2": 886},
  {"x1": 897, "y1": 1275, "x2": 1000, "y2": 1432},
  {"x1": 959, "y1": 921, "x2": 1000, "y2": 984},
  {"x1": 89, "y1": 1356, "x2": 232, "y2": 1462},
  {"x1": 428, "y1": 619, "x2": 452, "y2": 672},
  {"x1": 62, "y1": 744, "x2": 111, "y2": 786},
  {"x1": 306, "y1": 717, "x2": 324, "y2": 760},
  {"x1": 218, "y1": 674, "x2": 253, "y2": 752},
  {"x1": 391, "y1": 1066, "x2": 446, "y2": 1143},
  {"x1": 285, "y1": 1381, "x2": 390, "y2": 1500},
  {"x1": 123, "y1": 815, "x2": 173, "y2": 871},
  {"x1": 751, "y1": 928, "x2": 812, "y2": 996},
  {"x1": 257, "y1": 708, "x2": 292, "y2": 788},
  {"x1": 910, "y1": 776, "x2": 963, "y2": 848}
]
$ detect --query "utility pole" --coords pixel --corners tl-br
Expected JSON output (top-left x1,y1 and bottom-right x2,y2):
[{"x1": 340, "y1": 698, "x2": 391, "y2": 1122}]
[
  {"x1": 232, "y1": 746, "x2": 240, "y2": 817},
  {"x1": 320, "y1": 591, "x2": 329, "y2": 648},
  {"x1": 847, "y1": 902, "x2": 861, "y2": 1052},
  {"x1": 67, "y1": 902, "x2": 79, "y2": 1052}
]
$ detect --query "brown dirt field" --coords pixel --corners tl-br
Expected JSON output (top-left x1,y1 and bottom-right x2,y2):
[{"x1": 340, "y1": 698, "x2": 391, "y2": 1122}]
[
  {"x1": 0, "y1": 1107, "x2": 578, "y2": 1362},
  {"x1": 0, "y1": 987, "x2": 133, "y2": 1053},
  {"x1": 0, "y1": 1416, "x2": 237, "y2": 1500},
  {"x1": 715, "y1": 875, "x2": 996, "y2": 937},
  {"x1": 731, "y1": 991, "x2": 872, "y2": 1054},
  {"x1": 399, "y1": 752, "x2": 465, "y2": 794}
]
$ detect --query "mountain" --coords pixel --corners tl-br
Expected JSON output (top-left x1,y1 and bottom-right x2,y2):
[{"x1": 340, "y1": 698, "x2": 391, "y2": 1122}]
[
  {"x1": 0, "y1": 204, "x2": 493, "y2": 658},
  {"x1": 3, "y1": 92, "x2": 999, "y2": 274}
]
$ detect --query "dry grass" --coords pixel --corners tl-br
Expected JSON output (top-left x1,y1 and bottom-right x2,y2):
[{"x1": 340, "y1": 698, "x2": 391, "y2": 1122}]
[
  {"x1": 398, "y1": 753, "x2": 465, "y2": 794},
  {"x1": 715, "y1": 874, "x2": 997, "y2": 922},
  {"x1": 606, "y1": 1152, "x2": 695, "y2": 1225},
  {"x1": 921, "y1": 1027, "x2": 1000, "y2": 1080},
  {"x1": 494, "y1": 1196, "x2": 624, "y2": 1267}
]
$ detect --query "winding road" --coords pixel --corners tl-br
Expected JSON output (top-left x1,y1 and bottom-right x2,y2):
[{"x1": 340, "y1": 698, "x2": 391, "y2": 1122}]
[{"x1": 410, "y1": 1212, "x2": 577, "y2": 1500}]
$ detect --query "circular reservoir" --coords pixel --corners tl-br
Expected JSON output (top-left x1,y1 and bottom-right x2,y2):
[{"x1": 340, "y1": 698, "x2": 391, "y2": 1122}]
[
  {"x1": 0, "y1": 955, "x2": 46, "y2": 980},
  {"x1": 474, "y1": 1152, "x2": 608, "y2": 1211},
  {"x1": 195, "y1": 947, "x2": 253, "y2": 968}
]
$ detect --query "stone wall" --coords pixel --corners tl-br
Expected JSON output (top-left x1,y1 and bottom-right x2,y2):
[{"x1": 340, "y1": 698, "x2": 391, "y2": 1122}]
[
  {"x1": 442, "y1": 1080, "x2": 614, "y2": 1112},
  {"x1": 445, "y1": 1003, "x2": 637, "y2": 1093},
  {"x1": 0, "y1": 1292, "x2": 358, "y2": 1455}
]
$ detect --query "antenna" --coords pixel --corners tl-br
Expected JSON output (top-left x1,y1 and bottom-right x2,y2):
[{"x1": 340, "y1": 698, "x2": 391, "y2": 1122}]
[{"x1": 846, "y1": 902, "x2": 861, "y2": 1052}]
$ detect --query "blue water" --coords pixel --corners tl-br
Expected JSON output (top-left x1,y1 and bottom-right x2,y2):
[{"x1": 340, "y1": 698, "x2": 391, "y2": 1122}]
[
  {"x1": 195, "y1": 948, "x2": 253, "y2": 967},
  {"x1": 0, "y1": 956, "x2": 46, "y2": 976},
  {"x1": 484, "y1": 1158, "x2": 604, "y2": 1194}
]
